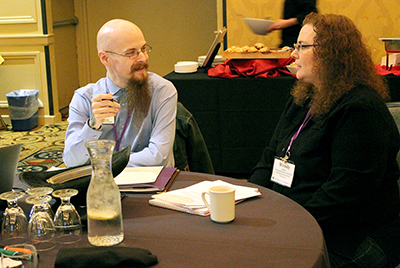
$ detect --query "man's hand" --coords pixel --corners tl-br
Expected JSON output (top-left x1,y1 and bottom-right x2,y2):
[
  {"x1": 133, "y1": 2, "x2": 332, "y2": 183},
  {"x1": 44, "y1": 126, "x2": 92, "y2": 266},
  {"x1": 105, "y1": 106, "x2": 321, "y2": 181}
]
[
  {"x1": 89, "y1": 93, "x2": 120, "y2": 130},
  {"x1": 267, "y1": 18, "x2": 298, "y2": 32}
]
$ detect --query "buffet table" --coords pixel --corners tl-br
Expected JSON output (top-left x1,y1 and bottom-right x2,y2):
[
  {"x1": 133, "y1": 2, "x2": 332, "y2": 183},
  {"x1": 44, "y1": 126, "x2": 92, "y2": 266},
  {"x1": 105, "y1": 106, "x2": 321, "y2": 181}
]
[
  {"x1": 25, "y1": 172, "x2": 330, "y2": 268},
  {"x1": 164, "y1": 69, "x2": 400, "y2": 176}
]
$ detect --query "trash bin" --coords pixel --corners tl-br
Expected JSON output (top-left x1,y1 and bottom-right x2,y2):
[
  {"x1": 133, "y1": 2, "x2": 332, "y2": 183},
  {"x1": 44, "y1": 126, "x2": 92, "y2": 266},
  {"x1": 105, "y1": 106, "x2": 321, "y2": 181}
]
[{"x1": 6, "y1": 89, "x2": 39, "y2": 131}]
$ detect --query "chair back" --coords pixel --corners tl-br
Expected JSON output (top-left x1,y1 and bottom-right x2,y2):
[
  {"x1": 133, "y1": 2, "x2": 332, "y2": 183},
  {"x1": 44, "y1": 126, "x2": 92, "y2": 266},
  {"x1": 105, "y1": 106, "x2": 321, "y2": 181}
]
[
  {"x1": 174, "y1": 102, "x2": 214, "y2": 174},
  {"x1": 387, "y1": 102, "x2": 400, "y2": 194},
  {"x1": 387, "y1": 103, "x2": 400, "y2": 163},
  {"x1": 0, "y1": 143, "x2": 22, "y2": 194}
]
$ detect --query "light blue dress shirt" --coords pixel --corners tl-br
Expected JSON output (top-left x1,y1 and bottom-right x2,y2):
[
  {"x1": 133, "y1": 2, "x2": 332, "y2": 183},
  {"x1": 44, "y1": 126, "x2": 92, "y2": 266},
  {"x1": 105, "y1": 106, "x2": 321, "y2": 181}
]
[{"x1": 63, "y1": 72, "x2": 177, "y2": 168}]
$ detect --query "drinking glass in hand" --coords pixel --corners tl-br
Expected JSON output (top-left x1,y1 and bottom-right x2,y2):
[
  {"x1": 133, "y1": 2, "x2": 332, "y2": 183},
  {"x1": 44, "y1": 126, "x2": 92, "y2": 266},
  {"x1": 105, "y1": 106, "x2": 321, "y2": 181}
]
[
  {"x1": 52, "y1": 189, "x2": 82, "y2": 244},
  {"x1": 26, "y1": 195, "x2": 56, "y2": 251},
  {"x1": 0, "y1": 190, "x2": 28, "y2": 244},
  {"x1": 1, "y1": 244, "x2": 38, "y2": 268}
]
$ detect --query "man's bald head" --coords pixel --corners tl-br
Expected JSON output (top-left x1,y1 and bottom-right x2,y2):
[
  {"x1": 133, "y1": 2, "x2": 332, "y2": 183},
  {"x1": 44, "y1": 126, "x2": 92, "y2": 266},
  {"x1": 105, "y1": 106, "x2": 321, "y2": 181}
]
[{"x1": 97, "y1": 19, "x2": 144, "y2": 52}]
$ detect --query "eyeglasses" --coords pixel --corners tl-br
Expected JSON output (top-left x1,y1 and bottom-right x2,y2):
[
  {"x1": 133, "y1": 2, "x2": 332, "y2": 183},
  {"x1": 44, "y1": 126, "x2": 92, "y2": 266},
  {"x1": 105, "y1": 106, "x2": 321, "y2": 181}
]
[
  {"x1": 105, "y1": 44, "x2": 152, "y2": 60},
  {"x1": 293, "y1": 43, "x2": 317, "y2": 51}
]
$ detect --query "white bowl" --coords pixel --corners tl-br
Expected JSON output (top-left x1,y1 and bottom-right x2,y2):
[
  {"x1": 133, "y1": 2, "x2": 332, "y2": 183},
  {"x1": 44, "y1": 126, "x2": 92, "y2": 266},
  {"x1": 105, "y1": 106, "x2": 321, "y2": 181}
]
[
  {"x1": 244, "y1": 18, "x2": 274, "y2": 36},
  {"x1": 174, "y1": 61, "x2": 198, "y2": 73},
  {"x1": 286, "y1": 65, "x2": 297, "y2": 74}
]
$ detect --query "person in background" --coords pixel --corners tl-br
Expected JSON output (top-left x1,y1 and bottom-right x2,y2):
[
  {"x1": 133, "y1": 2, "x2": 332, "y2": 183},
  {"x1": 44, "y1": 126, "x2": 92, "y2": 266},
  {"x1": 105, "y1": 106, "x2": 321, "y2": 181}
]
[
  {"x1": 63, "y1": 19, "x2": 177, "y2": 168},
  {"x1": 250, "y1": 12, "x2": 400, "y2": 267},
  {"x1": 267, "y1": 0, "x2": 317, "y2": 48}
]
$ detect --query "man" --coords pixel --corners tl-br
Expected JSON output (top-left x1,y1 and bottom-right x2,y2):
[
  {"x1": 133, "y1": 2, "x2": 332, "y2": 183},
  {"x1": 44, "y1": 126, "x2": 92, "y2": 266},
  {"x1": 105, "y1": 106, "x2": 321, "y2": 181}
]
[
  {"x1": 267, "y1": 0, "x2": 317, "y2": 48},
  {"x1": 63, "y1": 19, "x2": 177, "y2": 168}
]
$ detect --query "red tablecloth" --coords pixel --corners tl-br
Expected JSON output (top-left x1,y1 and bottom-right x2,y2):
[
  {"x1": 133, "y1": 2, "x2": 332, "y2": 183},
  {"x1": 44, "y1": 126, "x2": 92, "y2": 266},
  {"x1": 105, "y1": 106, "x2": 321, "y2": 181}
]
[
  {"x1": 208, "y1": 58, "x2": 295, "y2": 78},
  {"x1": 375, "y1": 65, "x2": 400, "y2": 76}
]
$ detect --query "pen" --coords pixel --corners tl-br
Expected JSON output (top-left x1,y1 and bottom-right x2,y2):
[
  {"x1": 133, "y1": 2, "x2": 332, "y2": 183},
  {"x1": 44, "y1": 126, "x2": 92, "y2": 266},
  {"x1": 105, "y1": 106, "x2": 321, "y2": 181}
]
[
  {"x1": 4, "y1": 246, "x2": 32, "y2": 254},
  {"x1": 102, "y1": 98, "x2": 117, "y2": 102},
  {"x1": 0, "y1": 248, "x2": 33, "y2": 261}
]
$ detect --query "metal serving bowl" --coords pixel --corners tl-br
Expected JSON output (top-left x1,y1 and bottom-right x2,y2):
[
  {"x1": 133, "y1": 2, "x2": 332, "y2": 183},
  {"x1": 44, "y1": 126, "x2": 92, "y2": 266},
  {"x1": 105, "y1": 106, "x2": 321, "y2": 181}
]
[{"x1": 379, "y1": 38, "x2": 400, "y2": 53}]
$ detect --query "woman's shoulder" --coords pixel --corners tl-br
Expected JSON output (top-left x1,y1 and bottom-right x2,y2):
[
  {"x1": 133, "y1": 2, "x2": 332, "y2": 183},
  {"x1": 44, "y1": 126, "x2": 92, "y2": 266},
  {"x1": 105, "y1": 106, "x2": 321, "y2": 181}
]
[
  {"x1": 339, "y1": 84, "x2": 387, "y2": 110},
  {"x1": 329, "y1": 84, "x2": 393, "y2": 126}
]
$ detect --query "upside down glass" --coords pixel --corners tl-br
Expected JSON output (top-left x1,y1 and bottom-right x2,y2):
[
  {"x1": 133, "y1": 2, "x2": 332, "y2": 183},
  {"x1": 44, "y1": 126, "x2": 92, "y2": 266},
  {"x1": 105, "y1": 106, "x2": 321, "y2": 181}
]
[
  {"x1": 85, "y1": 140, "x2": 124, "y2": 246},
  {"x1": 0, "y1": 190, "x2": 28, "y2": 244},
  {"x1": 26, "y1": 195, "x2": 56, "y2": 251},
  {"x1": 52, "y1": 188, "x2": 82, "y2": 244},
  {"x1": 25, "y1": 187, "x2": 55, "y2": 220}
]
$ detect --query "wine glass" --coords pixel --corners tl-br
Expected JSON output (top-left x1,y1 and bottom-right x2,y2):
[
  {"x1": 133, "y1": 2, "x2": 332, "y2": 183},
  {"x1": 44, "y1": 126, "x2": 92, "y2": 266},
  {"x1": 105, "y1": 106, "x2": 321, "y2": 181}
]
[
  {"x1": 1, "y1": 243, "x2": 38, "y2": 268},
  {"x1": 0, "y1": 190, "x2": 28, "y2": 244},
  {"x1": 52, "y1": 189, "x2": 82, "y2": 244},
  {"x1": 25, "y1": 187, "x2": 54, "y2": 219},
  {"x1": 26, "y1": 195, "x2": 56, "y2": 251}
]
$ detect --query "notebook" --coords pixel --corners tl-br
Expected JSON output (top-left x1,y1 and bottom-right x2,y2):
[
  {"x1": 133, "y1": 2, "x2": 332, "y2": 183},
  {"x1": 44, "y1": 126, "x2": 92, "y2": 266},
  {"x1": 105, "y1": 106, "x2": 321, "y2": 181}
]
[
  {"x1": 0, "y1": 143, "x2": 22, "y2": 194},
  {"x1": 201, "y1": 27, "x2": 227, "y2": 69},
  {"x1": 117, "y1": 167, "x2": 179, "y2": 193}
]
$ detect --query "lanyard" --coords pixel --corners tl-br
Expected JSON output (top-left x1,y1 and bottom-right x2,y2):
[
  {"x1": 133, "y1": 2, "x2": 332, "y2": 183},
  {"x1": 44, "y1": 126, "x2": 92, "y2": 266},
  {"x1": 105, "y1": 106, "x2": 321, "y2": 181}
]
[
  {"x1": 105, "y1": 80, "x2": 131, "y2": 151},
  {"x1": 284, "y1": 110, "x2": 312, "y2": 160}
]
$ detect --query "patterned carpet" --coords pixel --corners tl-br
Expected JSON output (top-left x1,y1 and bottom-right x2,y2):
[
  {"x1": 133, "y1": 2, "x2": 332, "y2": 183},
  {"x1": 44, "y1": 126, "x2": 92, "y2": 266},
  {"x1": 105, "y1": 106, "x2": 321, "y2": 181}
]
[{"x1": 0, "y1": 121, "x2": 68, "y2": 173}]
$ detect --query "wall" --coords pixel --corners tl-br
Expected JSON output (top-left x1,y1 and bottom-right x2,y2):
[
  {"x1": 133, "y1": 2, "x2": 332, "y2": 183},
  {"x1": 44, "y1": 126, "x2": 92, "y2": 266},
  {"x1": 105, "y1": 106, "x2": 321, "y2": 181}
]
[
  {"x1": 52, "y1": 0, "x2": 79, "y2": 111},
  {"x1": 225, "y1": 0, "x2": 400, "y2": 64},
  {"x1": 0, "y1": 0, "x2": 61, "y2": 125},
  {"x1": 76, "y1": 0, "x2": 218, "y2": 85},
  {"x1": 4, "y1": 0, "x2": 395, "y2": 125},
  {"x1": 1, "y1": 0, "x2": 218, "y2": 123}
]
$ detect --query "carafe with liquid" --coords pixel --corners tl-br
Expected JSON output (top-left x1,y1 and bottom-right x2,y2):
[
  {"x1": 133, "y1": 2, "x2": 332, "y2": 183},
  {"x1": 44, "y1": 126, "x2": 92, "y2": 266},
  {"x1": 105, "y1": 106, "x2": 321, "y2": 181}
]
[{"x1": 85, "y1": 140, "x2": 124, "y2": 246}]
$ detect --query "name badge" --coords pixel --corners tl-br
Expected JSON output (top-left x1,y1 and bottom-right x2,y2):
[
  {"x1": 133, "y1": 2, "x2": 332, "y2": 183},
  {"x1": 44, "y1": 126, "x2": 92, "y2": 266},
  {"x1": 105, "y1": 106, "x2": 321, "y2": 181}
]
[
  {"x1": 103, "y1": 98, "x2": 117, "y2": 125},
  {"x1": 271, "y1": 157, "x2": 295, "y2": 187},
  {"x1": 103, "y1": 116, "x2": 115, "y2": 124}
]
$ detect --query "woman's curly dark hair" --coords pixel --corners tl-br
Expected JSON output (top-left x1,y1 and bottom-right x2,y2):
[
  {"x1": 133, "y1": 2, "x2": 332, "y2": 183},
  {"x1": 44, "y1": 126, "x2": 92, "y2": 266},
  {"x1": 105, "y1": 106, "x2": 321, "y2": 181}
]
[{"x1": 292, "y1": 12, "x2": 388, "y2": 116}]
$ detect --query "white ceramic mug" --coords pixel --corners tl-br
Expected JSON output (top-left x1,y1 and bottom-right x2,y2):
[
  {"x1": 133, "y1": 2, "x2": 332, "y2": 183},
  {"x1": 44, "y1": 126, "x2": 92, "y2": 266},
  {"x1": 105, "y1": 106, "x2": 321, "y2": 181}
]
[{"x1": 201, "y1": 184, "x2": 236, "y2": 223}]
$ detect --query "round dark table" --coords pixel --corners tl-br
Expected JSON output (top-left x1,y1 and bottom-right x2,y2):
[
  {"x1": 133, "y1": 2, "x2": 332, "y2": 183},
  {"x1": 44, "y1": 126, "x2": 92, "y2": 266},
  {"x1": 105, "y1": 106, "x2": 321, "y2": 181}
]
[{"x1": 15, "y1": 172, "x2": 330, "y2": 267}]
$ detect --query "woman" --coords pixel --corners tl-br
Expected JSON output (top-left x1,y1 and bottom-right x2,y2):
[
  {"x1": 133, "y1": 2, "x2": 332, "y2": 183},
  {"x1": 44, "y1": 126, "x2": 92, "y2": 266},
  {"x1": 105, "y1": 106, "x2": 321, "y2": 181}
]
[{"x1": 250, "y1": 13, "x2": 400, "y2": 267}]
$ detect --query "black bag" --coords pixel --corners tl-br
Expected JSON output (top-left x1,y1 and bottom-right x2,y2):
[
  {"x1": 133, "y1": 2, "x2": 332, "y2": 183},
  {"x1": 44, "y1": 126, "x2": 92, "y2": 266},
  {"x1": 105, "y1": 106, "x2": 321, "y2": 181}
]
[{"x1": 19, "y1": 146, "x2": 130, "y2": 206}]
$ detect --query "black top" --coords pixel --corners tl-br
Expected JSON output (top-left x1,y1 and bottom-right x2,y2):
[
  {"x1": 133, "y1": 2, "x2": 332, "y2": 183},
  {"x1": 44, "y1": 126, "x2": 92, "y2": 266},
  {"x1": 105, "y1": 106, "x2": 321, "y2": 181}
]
[
  {"x1": 281, "y1": 0, "x2": 318, "y2": 47},
  {"x1": 250, "y1": 84, "x2": 400, "y2": 258}
]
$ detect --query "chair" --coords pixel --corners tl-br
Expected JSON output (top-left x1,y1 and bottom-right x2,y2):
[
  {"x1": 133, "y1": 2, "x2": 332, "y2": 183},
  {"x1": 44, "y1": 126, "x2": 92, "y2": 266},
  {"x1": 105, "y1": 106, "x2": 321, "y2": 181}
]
[
  {"x1": 387, "y1": 102, "x2": 400, "y2": 193},
  {"x1": 173, "y1": 102, "x2": 215, "y2": 174},
  {"x1": 0, "y1": 143, "x2": 22, "y2": 210},
  {"x1": 0, "y1": 143, "x2": 22, "y2": 194},
  {"x1": 387, "y1": 103, "x2": 400, "y2": 162}
]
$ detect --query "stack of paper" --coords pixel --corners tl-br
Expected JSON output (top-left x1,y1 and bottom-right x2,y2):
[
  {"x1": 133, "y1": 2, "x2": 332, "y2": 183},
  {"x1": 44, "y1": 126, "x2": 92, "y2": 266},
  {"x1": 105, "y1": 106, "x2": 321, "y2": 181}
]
[{"x1": 149, "y1": 180, "x2": 261, "y2": 216}]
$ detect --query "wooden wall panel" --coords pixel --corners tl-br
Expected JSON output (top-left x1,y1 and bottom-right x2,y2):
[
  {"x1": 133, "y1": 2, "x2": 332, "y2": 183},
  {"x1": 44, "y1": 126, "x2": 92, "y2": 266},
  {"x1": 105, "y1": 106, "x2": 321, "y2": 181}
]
[
  {"x1": 0, "y1": 0, "x2": 61, "y2": 125},
  {"x1": 0, "y1": 0, "x2": 42, "y2": 34}
]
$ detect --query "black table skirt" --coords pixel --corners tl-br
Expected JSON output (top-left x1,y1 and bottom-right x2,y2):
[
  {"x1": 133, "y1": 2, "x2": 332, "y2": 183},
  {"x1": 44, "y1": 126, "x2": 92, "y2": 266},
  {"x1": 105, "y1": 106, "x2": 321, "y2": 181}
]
[{"x1": 165, "y1": 69, "x2": 400, "y2": 176}]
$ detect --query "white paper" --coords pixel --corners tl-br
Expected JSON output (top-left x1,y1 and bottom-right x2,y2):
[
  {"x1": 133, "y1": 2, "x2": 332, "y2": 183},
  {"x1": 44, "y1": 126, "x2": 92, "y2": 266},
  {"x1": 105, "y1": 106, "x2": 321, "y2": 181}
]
[
  {"x1": 151, "y1": 180, "x2": 261, "y2": 208},
  {"x1": 47, "y1": 166, "x2": 65, "y2": 171},
  {"x1": 114, "y1": 166, "x2": 163, "y2": 185},
  {"x1": 0, "y1": 258, "x2": 23, "y2": 268}
]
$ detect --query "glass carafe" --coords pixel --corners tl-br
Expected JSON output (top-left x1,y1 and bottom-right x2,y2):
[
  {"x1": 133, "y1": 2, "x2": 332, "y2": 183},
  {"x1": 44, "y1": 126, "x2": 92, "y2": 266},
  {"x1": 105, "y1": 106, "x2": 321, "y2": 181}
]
[{"x1": 85, "y1": 140, "x2": 124, "y2": 246}]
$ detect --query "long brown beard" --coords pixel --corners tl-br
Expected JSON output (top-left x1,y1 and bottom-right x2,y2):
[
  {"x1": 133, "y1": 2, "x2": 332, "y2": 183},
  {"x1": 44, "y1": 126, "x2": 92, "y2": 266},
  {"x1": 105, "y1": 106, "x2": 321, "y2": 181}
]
[{"x1": 126, "y1": 72, "x2": 151, "y2": 130}]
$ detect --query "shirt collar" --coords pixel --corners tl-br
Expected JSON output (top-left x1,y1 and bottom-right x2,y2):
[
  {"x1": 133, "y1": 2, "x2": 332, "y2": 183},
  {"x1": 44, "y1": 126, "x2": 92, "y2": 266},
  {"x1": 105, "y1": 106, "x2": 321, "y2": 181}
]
[{"x1": 106, "y1": 76, "x2": 124, "y2": 95}]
